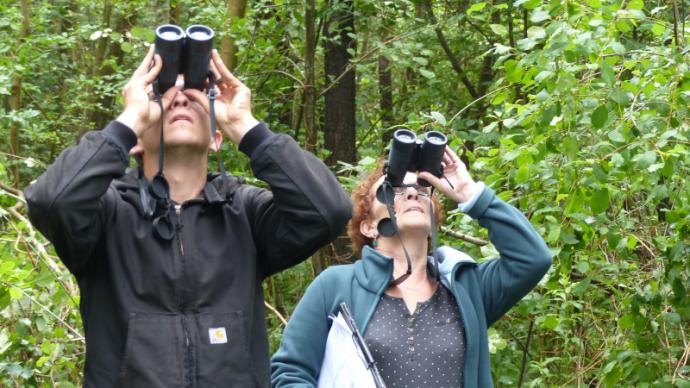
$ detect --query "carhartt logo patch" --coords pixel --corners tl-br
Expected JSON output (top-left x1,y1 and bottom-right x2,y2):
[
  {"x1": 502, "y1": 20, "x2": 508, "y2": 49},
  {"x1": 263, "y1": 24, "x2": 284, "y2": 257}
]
[{"x1": 209, "y1": 327, "x2": 227, "y2": 344}]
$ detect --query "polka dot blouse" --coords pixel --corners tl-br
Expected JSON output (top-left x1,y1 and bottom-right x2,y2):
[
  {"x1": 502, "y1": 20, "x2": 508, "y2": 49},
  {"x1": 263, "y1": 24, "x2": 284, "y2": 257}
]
[{"x1": 364, "y1": 284, "x2": 465, "y2": 388}]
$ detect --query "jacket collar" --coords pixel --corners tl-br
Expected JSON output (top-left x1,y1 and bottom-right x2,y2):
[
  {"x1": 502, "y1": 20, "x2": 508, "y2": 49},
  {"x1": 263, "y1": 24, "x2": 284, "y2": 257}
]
[
  {"x1": 354, "y1": 245, "x2": 476, "y2": 293},
  {"x1": 120, "y1": 168, "x2": 240, "y2": 205}
]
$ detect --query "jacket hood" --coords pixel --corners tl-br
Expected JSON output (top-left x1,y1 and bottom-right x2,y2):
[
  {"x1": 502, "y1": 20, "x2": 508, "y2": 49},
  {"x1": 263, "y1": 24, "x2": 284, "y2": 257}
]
[{"x1": 354, "y1": 245, "x2": 476, "y2": 293}]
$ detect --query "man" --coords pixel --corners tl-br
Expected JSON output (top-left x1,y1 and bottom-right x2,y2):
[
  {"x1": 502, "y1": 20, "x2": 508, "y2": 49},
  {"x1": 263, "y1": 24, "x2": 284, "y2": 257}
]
[{"x1": 25, "y1": 45, "x2": 352, "y2": 387}]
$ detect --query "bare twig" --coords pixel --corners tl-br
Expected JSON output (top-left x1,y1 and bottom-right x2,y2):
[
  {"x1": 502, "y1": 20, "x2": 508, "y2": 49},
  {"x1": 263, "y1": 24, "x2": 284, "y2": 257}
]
[
  {"x1": 1, "y1": 281, "x2": 84, "y2": 342},
  {"x1": 448, "y1": 85, "x2": 511, "y2": 125},
  {"x1": 440, "y1": 226, "x2": 488, "y2": 246},
  {"x1": 264, "y1": 300, "x2": 288, "y2": 326},
  {"x1": 517, "y1": 320, "x2": 535, "y2": 387}
]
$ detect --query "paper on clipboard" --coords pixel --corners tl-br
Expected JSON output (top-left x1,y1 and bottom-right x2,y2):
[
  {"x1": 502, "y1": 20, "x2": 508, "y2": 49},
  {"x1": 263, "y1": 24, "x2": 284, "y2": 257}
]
[{"x1": 317, "y1": 312, "x2": 377, "y2": 388}]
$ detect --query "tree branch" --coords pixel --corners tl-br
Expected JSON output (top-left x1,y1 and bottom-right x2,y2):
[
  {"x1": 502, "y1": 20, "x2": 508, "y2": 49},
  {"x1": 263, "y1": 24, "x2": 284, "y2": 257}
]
[
  {"x1": 440, "y1": 226, "x2": 488, "y2": 246},
  {"x1": 421, "y1": 0, "x2": 478, "y2": 98}
]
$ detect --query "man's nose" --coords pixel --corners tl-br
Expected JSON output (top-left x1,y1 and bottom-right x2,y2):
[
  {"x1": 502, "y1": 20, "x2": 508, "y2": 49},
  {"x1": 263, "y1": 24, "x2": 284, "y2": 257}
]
[{"x1": 171, "y1": 91, "x2": 190, "y2": 108}]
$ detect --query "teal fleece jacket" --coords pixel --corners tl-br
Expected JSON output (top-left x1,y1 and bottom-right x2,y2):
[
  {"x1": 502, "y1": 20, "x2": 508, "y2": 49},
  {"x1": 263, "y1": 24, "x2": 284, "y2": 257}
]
[{"x1": 271, "y1": 186, "x2": 552, "y2": 387}]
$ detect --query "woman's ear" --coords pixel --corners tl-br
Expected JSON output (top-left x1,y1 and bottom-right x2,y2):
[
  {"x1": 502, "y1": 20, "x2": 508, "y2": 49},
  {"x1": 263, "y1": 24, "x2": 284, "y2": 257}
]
[
  {"x1": 209, "y1": 130, "x2": 223, "y2": 152},
  {"x1": 360, "y1": 218, "x2": 377, "y2": 239}
]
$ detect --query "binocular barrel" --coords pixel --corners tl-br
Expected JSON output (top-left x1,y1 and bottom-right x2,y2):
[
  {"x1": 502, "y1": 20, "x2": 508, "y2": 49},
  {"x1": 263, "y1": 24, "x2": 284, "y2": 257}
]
[
  {"x1": 386, "y1": 129, "x2": 418, "y2": 187},
  {"x1": 416, "y1": 131, "x2": 447, "y2": 187},
  {"x1": 385, "y1": 129, "x2": 448, "y2": 187},
  {"x1": 155, "y1": 25, "x2": 185, "y2": 94},
  {"x1": 154, "y1": 24, "x2": 214, "y2": 94},
  {"x1": 184, "y1": 25, "x2": 214, "y2": 90}
]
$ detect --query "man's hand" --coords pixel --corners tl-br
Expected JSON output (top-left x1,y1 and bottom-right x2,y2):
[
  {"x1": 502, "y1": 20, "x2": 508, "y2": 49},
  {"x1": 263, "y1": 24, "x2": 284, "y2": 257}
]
[
  {"x1": 185, "y1": 49, "x2": 259, "y2": 145},
  {"x1": 117, "y1": 45, "x2": 176, "y2": 137},
  {"x1": 418, "y1": 146, "x2": 480, "y2": 204}
]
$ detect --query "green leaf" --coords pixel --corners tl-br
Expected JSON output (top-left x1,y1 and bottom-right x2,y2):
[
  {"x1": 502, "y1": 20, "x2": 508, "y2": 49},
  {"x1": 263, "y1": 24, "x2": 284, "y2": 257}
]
[
  {"x1": 530, "y1": 9, "x2": 551, "y2": 23},
  {"x1": 515, "y1": 164, "x2": 530, "y2": 183},
  {"x1": 467, "y1": 2, "x2": 486, "y2": 15},
  {"x1": 591, "y1": 105, "x2": 608, "y2": 129},
  {"x1": 651, "y1": 23, "x2": 666, "y2": 36},
  {"x1": 541, "y1": 315, "x2": 560, "y2": 330},
  {"x1": 527, "y1": 26, "x2": 546, "y2": 39},
  {"x1": 632, "y1": 151, "x2": 657, "y2": 169},
  {"x1": 608, "y1": 130, "x2": 625, "y2": 143},
  {"x1": 489, "y1": 24, "x2": 508, "y2": 36},
  {"x1": 585, "y1": 0, "x2": 602, "y2": 8},
  {"x1": 419, "y1": 69, "x2": 435, "y2": 79},
  {"x1": 590, "y1": 188, "x2": 609, "y2": 214},
  {"x1": 430, "y1": 111, "x2": 447, "y2": 125},
  {"x1": 600, "y1": 61, "x2": 615, "y2": 86}
]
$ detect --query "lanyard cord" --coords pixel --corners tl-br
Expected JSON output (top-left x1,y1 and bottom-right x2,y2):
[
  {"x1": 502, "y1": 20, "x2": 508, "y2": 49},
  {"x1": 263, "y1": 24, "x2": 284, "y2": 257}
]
[
  {"x1": 379, "y1": 181, "x2": 413, "y2": 287},
  {"x1": 153, "y1": 81, "x2": 165, "y2": 177}
]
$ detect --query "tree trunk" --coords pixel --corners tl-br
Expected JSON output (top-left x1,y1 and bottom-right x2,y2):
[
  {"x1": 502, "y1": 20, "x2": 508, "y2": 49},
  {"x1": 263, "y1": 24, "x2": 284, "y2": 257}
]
[
  {"x1": 169, "y1": 0, "x2": 181, "y2": 25},
  {"x1": 221, "y1": 0, "x2": 247, "y2": 71},
  {"x1": 7, "y1": 0, "x2": 30, "y2": 186},
  {"x1": 80, "y1": 0, "x2": 112, "y2": 137},
  {"x1": 303, "y1": 0, "x2": 317, "y2": 152},
  {"x1": 323, "y1": 0, "x2": 356, "y2": 166},
  {"x1": 378, "y1": 9, "x2": 394, "y2": 142}
]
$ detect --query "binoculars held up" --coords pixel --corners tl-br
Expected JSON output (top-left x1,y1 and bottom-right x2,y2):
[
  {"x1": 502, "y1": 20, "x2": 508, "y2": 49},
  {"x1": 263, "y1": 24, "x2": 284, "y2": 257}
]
[
  {"x1": 155, "y1": 24, "x2": 214, "y2": 93},
  {"x1": 384, "y1": 129, "x2": 448, "y2": 187}
]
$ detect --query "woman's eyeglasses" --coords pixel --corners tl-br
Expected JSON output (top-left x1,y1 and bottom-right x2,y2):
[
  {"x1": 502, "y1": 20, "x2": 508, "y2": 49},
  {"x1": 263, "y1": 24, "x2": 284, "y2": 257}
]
[{"x1": 392, "y1": 183, "x2": 431, "y2": 198}]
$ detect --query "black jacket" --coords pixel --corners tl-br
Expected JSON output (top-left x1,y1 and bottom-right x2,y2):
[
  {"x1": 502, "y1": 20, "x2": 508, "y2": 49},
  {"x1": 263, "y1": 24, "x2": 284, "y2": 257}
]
[{"x1": 25, "y1": 121, "x2": 352, "y2": 387}]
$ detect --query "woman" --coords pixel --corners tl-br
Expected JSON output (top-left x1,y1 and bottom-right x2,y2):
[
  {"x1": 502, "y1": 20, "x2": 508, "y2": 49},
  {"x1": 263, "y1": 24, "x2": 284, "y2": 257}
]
[{"x1": 271, "y1": 146, "x2": 552, "y2": 387}]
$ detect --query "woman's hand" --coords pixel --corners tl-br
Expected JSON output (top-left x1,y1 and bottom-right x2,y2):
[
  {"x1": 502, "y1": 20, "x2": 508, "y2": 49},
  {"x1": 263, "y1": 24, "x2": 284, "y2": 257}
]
[
  {"x1": 117, "y1": 45, "x2": 176, "y2": 137},
  {"x1": 418, "y1": 146, "x2": 480, "y2": 204},
  {"x1": 185, "y1": 49, "x2": 259, "y2": 145}
]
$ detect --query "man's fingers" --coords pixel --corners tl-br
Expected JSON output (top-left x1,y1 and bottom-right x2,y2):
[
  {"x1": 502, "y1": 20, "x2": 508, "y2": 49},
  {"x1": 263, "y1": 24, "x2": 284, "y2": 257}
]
[
  {"x1": 209, "y1": 61, "x2": 223, "y2": 85},
  {"x1": 212, "y1": 49, "x2": 244, "y2": 88},
  {"x1": 159, "y1": 86, "x2": 180, "y2": 111},
  {"x1": 133, "y1": 45, "x2": 156, "y2": 77},
  {"x1": 142, "y1": 54, "x2": 162, "y2": 84}
]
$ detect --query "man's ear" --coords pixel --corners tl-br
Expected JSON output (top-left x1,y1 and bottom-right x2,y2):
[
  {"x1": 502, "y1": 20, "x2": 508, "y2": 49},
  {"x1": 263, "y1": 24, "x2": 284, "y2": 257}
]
[
  {"x1": 129, "y1": 139, "x2": 144, "y2": 156},
  {"x1": 209, "y1": 130, "x2": 222, "y2": 152}
]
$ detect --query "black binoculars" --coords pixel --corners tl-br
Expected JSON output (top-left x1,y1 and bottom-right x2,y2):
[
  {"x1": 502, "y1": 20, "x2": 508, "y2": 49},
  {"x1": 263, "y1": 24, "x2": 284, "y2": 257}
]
[
  {"x1": 155, "y1": 24, "x2": 214, "y2": 94},
  {"x1": 384, "y1": 129, "x2": 447, "y2": 187}
]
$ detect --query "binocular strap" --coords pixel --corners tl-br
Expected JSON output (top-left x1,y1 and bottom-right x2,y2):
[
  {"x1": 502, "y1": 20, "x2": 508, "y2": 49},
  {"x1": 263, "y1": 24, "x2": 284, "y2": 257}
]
[{"x1": 207, "y1": 73, "x2": 229, "y2": 191}]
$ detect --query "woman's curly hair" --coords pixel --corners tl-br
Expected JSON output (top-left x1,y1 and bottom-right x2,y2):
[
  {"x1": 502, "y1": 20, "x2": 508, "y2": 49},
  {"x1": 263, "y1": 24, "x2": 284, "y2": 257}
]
[{"x1": 347, "y1": 163, "x2": 444, "y2": 254}]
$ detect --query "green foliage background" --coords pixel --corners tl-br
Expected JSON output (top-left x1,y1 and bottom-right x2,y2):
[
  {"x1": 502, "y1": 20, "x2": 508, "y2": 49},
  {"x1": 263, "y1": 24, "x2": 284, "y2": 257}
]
[{"x1": 1, "y1": 0, "x2": 689, "y2": 386}]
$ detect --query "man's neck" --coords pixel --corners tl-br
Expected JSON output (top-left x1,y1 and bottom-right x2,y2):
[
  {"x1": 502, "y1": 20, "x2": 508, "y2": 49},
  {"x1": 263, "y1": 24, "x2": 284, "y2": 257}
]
[{"x1": 143, "y1": 149, "x2": 209, "y2": 204}]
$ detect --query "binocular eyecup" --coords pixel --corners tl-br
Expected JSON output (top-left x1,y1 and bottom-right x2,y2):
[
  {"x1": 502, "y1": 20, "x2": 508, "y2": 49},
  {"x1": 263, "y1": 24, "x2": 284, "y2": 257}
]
[
  {"x1": 155, "y1": 24, "x2": 214, "y2": 94},
  {"x1": 384, "y1": 129, "x2": 447, "y2": 187}
]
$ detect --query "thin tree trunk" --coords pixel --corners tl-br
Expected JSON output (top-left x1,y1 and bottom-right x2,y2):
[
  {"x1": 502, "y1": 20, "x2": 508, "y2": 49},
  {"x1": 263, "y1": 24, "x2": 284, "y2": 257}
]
[
  {"x1": 378, "y1": 9, "x2": 394, "y2": 142},
  {"x1": 81, "y1": 0, "x2": 112, "y2": 137},
  {"x1": 303, "y1": 0, "x2": 317, "y2": 152},
  {"x1": 421, "y1": 0, "x2": 478, "y2": 98},
  {"x1": 8, "y1": 0, "x2": 29, "y2": 186},
  {"x1": 221, "y1": 0, "x2": 247, "y2": 71},
  {"x1": 324, "y1": 0, "x2": 356, "y2": 166},
  {"x1": 169, "y1": 0, "x2": 181, "y2": 25}
]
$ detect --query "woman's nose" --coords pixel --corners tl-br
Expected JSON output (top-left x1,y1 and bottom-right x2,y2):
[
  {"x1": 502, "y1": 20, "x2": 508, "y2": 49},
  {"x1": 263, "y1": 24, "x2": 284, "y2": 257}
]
[{"x1": 404, "y1": 187, "x2": 419, "y2": 200}]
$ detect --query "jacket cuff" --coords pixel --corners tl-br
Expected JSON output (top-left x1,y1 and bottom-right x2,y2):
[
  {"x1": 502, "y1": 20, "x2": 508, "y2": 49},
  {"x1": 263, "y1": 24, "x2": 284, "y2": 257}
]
[
  {"x1": 103, "y1": 121, "x2": 137, "y2": 155},
  {"x1": 466, "y1": 185, "x2": 495, "y2": 220},
  {"x1": 457, "y1": 182, "x2": 486, "y2": 213},
  {"x1": 238, "y1": 122, "x2": 276, "y2": 159}
]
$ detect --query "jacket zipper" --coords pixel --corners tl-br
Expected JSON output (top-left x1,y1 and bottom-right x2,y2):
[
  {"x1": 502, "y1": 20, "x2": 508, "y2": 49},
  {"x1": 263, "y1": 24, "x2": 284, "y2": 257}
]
[{"x1": 175, "y1": 205, "x2": 193, "y2": 388}]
